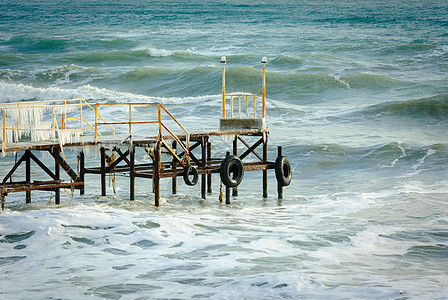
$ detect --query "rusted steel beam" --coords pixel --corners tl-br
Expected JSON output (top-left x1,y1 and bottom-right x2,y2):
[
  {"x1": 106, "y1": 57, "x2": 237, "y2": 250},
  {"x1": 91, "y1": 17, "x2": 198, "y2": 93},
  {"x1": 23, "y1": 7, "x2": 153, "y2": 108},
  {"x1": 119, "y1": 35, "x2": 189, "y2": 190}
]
[
  {"x1": 54, "y1": 148, "x2": 60, "y2": 205},
  {"x1": 263, "y1": 133, "x2": 268, "y2": 198},
  {"x1": 2, "y1": 152, "x2": 28, "y2": 184},
  {"x1": 28, "y1": 151, "x2": 57, "y2": 180},
  {"x1": 25, "y1": 150, "x2": 31, "y2": 203},
  {"x1": 79, "y1": 151, "x2": 85, "y2": 195},
  {"x1": 201, "y1": 136, "x2": 208, "y2": 199},
  {"x1": 207, "y1": 141, "x2": 212, "y2": 194},
  {"x1": 172, "y1": 140, "x2": 177, "y2": 194},
  {"x1": 154, "y1": 140, "x2": 161, "y2": 207},
  {"x1": 238, "y1": 136, "x2": 263, "y2": 161},
  {"x1": 100, "y1": 147, "x2": 106, "y2": 196},
  {"x1": 49, "y1": 148, "x2": 81, "y2": 182},
  {"x1": 111, "y1": 148, "x2": 131, "y2": 168},
  {"x1": 2, "y1": 182, "x2": 83, "y2": 193},
  {"x1": 130, "y1": 145, "x2": 135, "y2": 201}
]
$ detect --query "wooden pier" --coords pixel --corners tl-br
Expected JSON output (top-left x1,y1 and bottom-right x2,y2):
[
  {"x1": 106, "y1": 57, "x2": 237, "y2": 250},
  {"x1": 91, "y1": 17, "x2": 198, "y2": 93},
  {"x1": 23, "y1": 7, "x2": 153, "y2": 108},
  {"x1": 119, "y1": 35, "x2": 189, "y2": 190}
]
[{"x1": 1, "y1": 58, "x2": 291, "y2": 209}]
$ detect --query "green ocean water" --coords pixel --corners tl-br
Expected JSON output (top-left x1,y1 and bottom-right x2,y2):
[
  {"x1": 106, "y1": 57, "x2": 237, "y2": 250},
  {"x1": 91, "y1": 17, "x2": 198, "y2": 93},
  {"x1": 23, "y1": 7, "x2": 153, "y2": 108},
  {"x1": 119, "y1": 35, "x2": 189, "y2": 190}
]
[{"x1": 1, "y1": 0, "x2": 448, "y2": 298}]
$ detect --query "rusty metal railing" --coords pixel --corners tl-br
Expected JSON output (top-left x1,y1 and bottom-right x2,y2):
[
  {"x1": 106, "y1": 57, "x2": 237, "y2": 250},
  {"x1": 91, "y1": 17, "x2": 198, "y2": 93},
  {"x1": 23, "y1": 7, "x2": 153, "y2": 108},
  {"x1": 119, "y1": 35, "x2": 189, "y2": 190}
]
[{"x1": 1, "y1": 100, "x2": 190, "y2": 164}]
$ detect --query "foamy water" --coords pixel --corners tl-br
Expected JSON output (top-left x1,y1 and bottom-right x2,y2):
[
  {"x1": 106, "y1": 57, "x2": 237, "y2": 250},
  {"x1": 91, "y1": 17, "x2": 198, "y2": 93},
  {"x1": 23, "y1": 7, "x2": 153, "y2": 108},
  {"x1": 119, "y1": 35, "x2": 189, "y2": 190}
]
[{"x1": 1, "y1": 0, "x2": 448, "y2": 298}]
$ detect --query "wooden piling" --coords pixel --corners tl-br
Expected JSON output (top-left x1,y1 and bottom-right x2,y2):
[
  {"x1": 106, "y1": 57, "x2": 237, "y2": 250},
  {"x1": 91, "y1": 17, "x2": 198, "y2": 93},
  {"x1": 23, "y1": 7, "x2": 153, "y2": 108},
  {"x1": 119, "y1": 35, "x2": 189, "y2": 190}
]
[
  {"x1": 172, "y1": 140, "x2": 177, "y2": 194},
  {"x1": 100, "y1": 147, "x2": 106, "y2": 196},
  {"x1": 263, "y1": 133, "x2": 268, "y2": 198},
  {"x1": 225, "y1": 151, "x2": 231, "y2": 204},
  {"x1": 232, "y1": 136, "x2": 238, "y2": 197},
  {"x1": 25, "y1": 150, "x2": 31, "y2": 203},
  {"x1": 277, "y1": 146, "x2": 283, "y2": 199},
  {"x1": 130, "y1": 145, "x2": 135, "y2": 201},
  {"x1": 207, "y1": 141, "x2": 212, "y2": 194},
  {"x1": 79, "y1": 151, "x2": 85, "y2": 195},
  {"x1": 201, "y1": 136, "x2": 207, "y2": 199},
  {"x1": 154, "y1": 140, "x2": 161, "y2": 207},
  {"x1": 1, "y1": 193, "x2": 4, "y2": 211},
  {"x1": 54, "y1": 148, "x2": 60, "y2": 205}
]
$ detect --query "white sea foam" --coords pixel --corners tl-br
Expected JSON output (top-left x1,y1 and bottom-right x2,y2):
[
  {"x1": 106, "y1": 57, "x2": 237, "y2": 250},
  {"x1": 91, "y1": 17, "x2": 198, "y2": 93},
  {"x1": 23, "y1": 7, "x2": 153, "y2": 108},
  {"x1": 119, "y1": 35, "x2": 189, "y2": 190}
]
[{"x1": 0, "y1": 82, "x2": 219, "y2": 105}]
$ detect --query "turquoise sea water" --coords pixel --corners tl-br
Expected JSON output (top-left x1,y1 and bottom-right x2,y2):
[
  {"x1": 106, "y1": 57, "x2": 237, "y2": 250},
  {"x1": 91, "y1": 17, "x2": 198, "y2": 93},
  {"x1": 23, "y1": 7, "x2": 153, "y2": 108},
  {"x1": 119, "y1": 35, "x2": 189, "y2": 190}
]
[{"x1": 1, "y1": 0, "x2": 448, "y2": 298}]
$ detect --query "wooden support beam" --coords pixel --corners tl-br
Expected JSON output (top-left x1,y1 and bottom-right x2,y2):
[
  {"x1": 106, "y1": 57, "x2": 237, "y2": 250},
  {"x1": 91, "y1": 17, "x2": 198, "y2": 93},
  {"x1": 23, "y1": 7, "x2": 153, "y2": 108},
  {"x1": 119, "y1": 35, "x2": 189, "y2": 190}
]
[
  {"x1": 2, "y1": 152, "x2": 27, "y2": 184},
  {"x1": 110, "y1": 148, "x2": 131, "y2": 169},
  {"x1": 225, "y1": 151, "x2": 230, "y2": 204},
  {"x1": 232, "y1": 136, "x2": 238, "y2": 197},
  {"x1": 172, "y1": 140, "x2": 177, "y2": 194},
  {"x1": 130, "y1": 145, "x2": 135, "y2": 201},
  {"x1": 27, "y1": 152, "x2": 57, "y2": 181},
  {"x1": 54, "y1": 148, "x2": 60, "y2": 205},
  {"x1": 201, "y1": 136, "x2": 207, "y2": 199},
  {"x1": 207, "y1": 142, "x2": 212, "y2": 194},
  {"x1": 25, "y1": 150, "x2": 31, "y2": 203},
  {"x1": 238, "y1": 136, "x2": 263, "y2": 161},
  {"x1": 277, "y1": 146, "x2": 283, "y2": 199},
  {"x1": 79, "y1": 151, "x2": 85, "y2": 195},
  {"x1": 1, "y1": 192, "x2": 5, "y2": 211},
  {"x1": 49, "y1": 148, "x2": 81, "y2": 182},
  {"x1": 100, "y1": 147, "x2": 106, "y2": 196},
  {"x1": 154, "y1": 140, "x2": 161, "y2": 207},
  {"x1": 263, "y1": 133, "x2": 268, "y2": 198}
]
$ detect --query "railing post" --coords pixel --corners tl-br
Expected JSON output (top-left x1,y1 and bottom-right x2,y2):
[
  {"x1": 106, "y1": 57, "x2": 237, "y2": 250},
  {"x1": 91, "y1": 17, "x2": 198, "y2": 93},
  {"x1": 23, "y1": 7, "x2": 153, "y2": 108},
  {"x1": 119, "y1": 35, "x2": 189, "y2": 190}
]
[
  {"x1": 94, "y1": 103, "x2": 98, "y2": 143},
  {"x1": 158, "y1": 104, "x2": 162, "y2": 138},
  {"x1": 128, "y1": 103, "x2": 132, "y2": 137},
  {"x1": 15, "y1": 103, "x2": 19, "y2": 143},
  {"x1": 221, "y1": 56, "x2": 227, "y2": 118},
  {"x1": 62, "y1": 100, "x2": 67, "y2": 130},
  {"x1": 2, "y1": 108, "x2": 6, "y2": 152},
  {"x1": 261, "y1": 57, "x2": 267, "y2": 120},
  {"x1": 79, "y1": 99, "x2": 83, "y2": 132}
]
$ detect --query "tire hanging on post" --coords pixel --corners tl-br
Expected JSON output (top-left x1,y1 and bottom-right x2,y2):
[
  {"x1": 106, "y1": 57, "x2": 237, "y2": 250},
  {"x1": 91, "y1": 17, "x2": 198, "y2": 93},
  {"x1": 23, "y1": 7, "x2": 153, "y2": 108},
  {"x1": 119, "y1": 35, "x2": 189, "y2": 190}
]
[
  {"x1": 183, "y1": 165, "x2": 199, "y2": 186},
  {"x1": 275, "y1": 156, "x2": 292, "y2": 187},
  {"x1": 220, "y1": 155, "x2": 244, "y2": 188}
]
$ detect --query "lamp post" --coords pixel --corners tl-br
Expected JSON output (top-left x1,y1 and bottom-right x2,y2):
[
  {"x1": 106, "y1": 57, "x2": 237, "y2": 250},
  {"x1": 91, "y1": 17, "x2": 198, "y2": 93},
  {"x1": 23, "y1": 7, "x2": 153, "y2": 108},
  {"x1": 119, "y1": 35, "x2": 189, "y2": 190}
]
[
  {"x1": 261, "y1": 57, "x2": 267, "y2": 120},
  {"x1": 221, "y1": 56, "x2": 227, "y2": 118}
]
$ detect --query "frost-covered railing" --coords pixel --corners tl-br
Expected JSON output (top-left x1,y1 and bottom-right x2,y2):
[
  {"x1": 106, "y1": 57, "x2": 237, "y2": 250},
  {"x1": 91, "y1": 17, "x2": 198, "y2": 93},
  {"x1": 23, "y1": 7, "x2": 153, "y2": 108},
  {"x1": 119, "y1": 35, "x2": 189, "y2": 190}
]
[
  {"x1": 1, "y1": 99, "x2": 190, "y2": 163},
  {"x1": 0, "y1": 98, "x2": 114, "y2": 151},
  {"x1": 93, "y1": 102, "x2": 190, "y2": 163}
]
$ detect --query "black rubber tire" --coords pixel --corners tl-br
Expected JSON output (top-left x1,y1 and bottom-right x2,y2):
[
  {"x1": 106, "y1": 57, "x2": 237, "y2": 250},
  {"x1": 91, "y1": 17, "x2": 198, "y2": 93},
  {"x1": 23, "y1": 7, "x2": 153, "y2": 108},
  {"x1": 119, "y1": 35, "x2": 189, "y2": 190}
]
[
  {"x1": 220, "y1": 155, "x2": 244, "y2": 188},
  {"x1": 275, "y1": 156, "x2": 292, "y2": 187},
  {"x1": 183, "y1": 165, "x2": 198, "y2": 186}
]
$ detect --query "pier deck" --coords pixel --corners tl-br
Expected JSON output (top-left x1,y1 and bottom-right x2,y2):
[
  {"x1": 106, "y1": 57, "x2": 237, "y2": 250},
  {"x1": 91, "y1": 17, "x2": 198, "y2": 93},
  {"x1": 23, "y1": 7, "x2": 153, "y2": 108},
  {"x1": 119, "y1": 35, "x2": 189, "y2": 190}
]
[{"x1": 1, "y1": 58, "x2": 291, "y2": 209}]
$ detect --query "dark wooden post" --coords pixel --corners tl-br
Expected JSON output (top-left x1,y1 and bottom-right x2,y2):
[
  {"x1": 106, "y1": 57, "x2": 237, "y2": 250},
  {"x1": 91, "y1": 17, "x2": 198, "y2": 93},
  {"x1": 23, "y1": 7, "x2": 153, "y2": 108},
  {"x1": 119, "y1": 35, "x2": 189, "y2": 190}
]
[
  {"x1": 25, "y1": 150, "x2": 31, "y2": 203},
  {"x1": 130, "y1": 145, "x2": 135, "y2": 201},
  {"x1": 79, "y1": 151, "x2": 85, "y2": 195},
  {"x1": 100, "y1": 147, "x2": 106, "y2": 196},
  {"x1": 201, "y1": 136, "x2": 207, "y2": 199},
  {"x1": 263, "y1": 133, "x2": 268, "y2": 198},
  {"x1": 154, "y1": 140, "x2": 161, "y2": 207},
  {"x1": 54, "y1": 148, "x2": 60, "y2": 205},
  {"x1": 172, "y1": 140, "x2": 177, "y2": 194},
  {"x1": 277, "y1": 146, "x2": 283, "y2": 199},
  {"x1": 225, "y1": 151, "x2": 230, "y2": 204},
  {"x1": 232, "y1": 136, "x2": 238, "y2": 197},
  {"x1": 207, "y1": 141, "x2": 212, "y2": 194},
  {"x1": 1, "y1": 193, "x2": 5, "y2": 211}
]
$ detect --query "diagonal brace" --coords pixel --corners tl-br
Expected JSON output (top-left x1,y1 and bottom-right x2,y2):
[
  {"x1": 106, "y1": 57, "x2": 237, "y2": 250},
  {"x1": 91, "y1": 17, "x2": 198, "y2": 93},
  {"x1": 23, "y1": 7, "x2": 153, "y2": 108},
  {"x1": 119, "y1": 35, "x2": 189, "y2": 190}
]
[
  {"x1": 49, "y1": 148, "x2": 81, "y2": 182},
  {"x1": 239, "y1": 136, "x2": 263, "y2": 161}
]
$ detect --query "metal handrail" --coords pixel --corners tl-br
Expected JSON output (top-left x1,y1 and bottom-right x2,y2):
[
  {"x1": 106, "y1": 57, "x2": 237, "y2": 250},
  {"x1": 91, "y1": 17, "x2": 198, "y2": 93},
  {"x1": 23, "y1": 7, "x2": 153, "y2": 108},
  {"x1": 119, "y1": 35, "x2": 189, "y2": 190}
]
[{"x1": 1, "y1": 100, "x2": 190, "y2": 164}]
